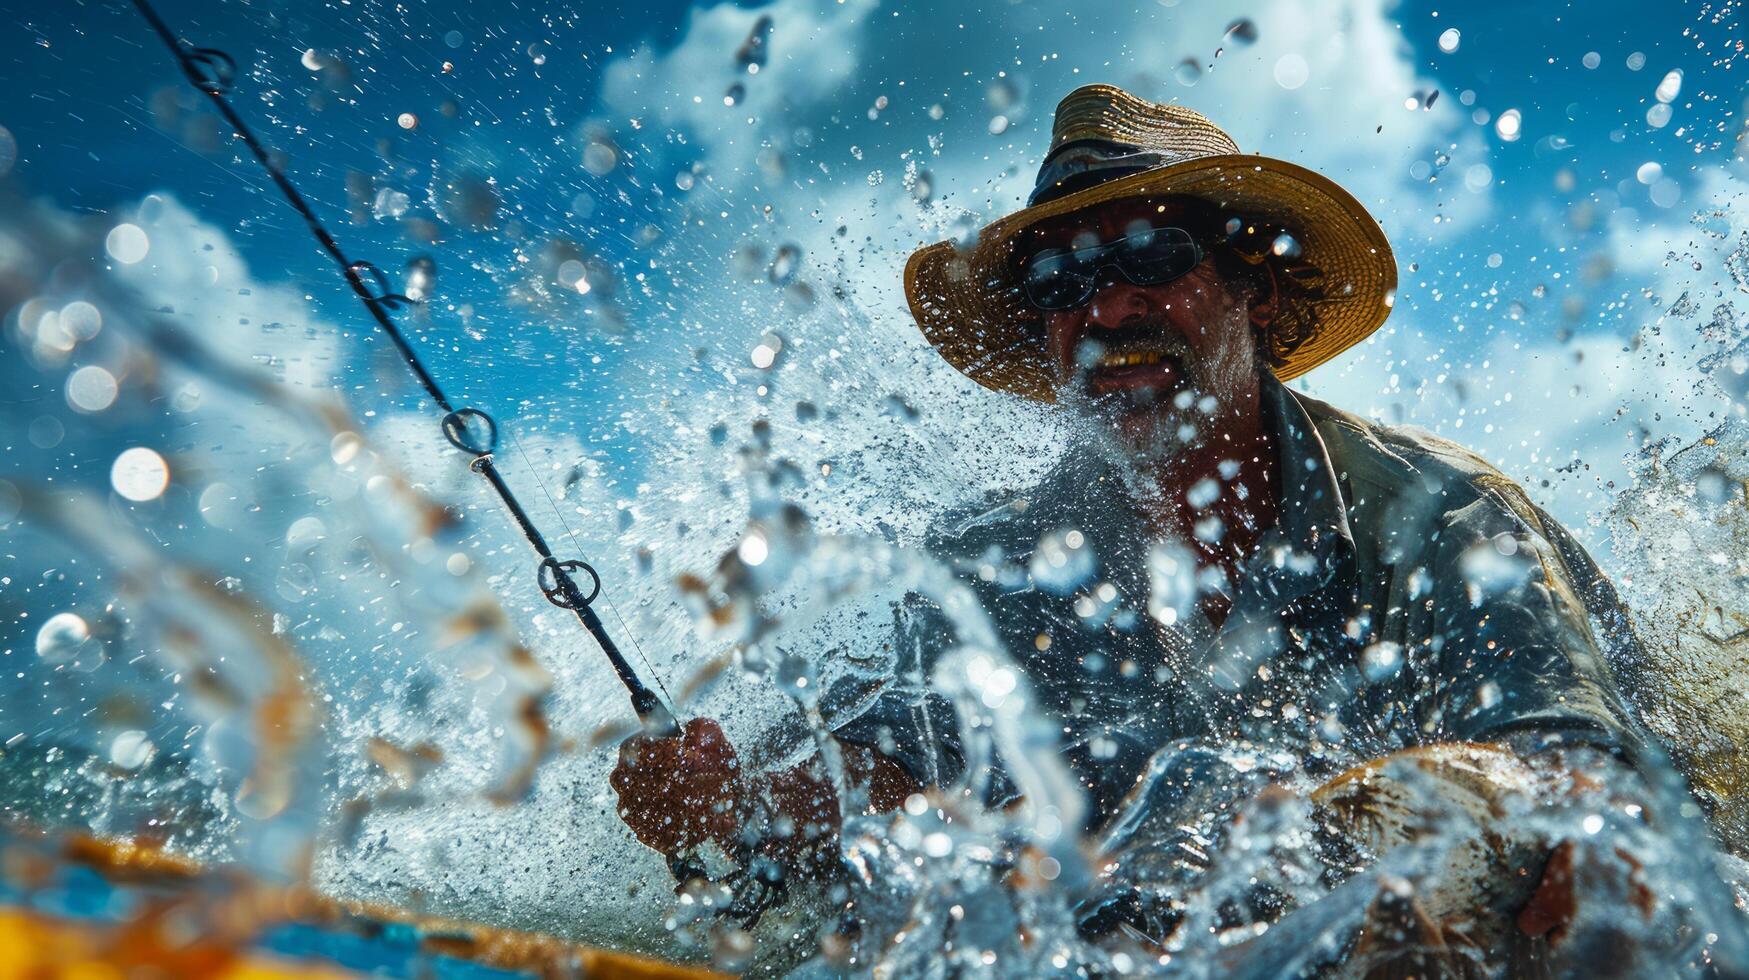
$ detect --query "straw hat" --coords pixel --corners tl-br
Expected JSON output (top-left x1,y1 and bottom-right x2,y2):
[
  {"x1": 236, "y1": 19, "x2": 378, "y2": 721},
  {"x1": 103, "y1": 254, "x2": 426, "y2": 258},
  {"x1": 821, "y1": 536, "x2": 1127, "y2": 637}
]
[{"x1": 904, "y1": 83, "x2": 1397, "y2": 401}]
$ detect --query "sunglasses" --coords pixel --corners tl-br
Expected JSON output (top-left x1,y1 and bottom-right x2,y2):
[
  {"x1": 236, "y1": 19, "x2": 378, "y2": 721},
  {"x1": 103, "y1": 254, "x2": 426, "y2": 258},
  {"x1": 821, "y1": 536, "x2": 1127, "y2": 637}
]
[{"x1": 1018, "y1": 224, "x2": 1205, "y2": 312}]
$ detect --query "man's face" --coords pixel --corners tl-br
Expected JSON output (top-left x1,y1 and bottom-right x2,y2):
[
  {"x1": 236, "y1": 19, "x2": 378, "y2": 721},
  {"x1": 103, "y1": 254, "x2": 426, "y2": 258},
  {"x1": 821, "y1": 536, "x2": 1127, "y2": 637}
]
[{"x1": 1030, "y1": 199, "x2": 1264, "y2": 456}]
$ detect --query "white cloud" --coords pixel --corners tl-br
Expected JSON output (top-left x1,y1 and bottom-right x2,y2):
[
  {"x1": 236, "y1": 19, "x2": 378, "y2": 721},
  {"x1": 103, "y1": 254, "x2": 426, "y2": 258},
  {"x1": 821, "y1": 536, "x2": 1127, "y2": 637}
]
[
  {"x1": 598, "y1": 0, "x2": 881, "y2": 176},
  {"x1": 1300, "y1": 163, "x2": 1749, "y2": 548},
  {"x1": 111, "y1": 194, "x2": 343, "y2": 393}
]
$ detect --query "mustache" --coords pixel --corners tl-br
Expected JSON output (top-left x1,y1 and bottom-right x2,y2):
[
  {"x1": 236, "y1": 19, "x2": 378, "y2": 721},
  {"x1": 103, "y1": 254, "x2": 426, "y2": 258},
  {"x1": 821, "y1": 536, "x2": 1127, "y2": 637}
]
[{"x1": 1071, "y1": 316, "x2": 1197, "y2": 369}]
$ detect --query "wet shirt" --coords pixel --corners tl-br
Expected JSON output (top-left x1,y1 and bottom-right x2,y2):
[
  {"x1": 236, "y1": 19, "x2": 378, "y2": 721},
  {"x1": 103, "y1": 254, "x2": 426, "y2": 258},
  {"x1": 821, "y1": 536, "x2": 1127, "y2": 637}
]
[{"x1": 834, "y1": 373, "x2": 1646, "y2": 824}]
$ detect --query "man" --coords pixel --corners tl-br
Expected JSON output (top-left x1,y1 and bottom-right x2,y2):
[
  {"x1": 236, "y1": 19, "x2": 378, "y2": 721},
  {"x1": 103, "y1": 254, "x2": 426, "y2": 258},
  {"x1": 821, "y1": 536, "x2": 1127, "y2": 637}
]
[{"x1": 613, "y1": 85, "x2": 1705, "y2": 971}]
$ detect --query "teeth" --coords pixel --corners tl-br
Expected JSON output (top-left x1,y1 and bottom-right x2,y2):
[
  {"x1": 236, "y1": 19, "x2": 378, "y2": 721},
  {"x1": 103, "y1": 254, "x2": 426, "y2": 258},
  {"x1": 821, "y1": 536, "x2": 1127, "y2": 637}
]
[{"x1": 1097, "y1": 350, "x2": 1164, "y2": 369}]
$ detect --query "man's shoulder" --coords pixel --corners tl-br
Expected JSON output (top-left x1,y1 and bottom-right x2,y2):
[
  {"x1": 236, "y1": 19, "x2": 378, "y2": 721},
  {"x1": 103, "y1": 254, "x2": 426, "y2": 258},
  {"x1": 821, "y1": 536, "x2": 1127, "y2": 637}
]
[{"x1": 1288, "y1": 388, "x2": 1538, "y2": 526}]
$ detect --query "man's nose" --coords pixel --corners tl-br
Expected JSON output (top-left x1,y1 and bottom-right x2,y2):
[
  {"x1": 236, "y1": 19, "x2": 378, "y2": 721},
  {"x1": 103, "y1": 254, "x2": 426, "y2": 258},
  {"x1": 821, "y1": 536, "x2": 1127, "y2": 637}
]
[{"x1": 1083, "y1": 279, "x2": 1154, "y2": 331}]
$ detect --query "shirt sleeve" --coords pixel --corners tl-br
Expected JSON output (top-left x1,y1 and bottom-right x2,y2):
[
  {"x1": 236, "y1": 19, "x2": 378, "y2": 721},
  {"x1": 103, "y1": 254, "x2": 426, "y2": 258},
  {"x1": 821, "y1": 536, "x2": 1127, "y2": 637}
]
[
  {"x1": 826, "y1": 594, "x2": 1020, "y2": 806},
  {"x1": 826, "y1": 593, "x2": 968, "y2": 791},
  {"x1": 1423, "y1": 489, "x2": 1643, "y2": 754}
]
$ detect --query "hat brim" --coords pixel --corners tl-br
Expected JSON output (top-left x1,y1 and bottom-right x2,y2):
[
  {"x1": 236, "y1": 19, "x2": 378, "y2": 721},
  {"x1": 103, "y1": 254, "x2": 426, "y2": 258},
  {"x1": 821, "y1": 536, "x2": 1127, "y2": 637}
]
[{"x1": 903, "y1": 153, "x2": 1398, "y2": 402}]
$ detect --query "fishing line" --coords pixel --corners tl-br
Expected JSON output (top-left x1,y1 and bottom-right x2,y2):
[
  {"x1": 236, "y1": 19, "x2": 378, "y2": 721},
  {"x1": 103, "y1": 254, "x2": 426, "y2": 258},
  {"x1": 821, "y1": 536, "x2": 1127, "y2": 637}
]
[
  {"x1": 501, "y1": 420, "x2": 677, "y2": 712},
  {"x1": 129, "y1": 0, "x2": 672, "y2": 727}
]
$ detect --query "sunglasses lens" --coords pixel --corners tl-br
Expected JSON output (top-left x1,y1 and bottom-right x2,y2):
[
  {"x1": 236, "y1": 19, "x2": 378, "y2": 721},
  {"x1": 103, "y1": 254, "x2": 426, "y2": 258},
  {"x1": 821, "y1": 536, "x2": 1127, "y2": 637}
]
[
  {"x1": 1022, "y1": 249, "x2": 1094, "y2": 310},
  {"x1": 1114, "y1": 226, "x2": 1202, "y2": 285}
]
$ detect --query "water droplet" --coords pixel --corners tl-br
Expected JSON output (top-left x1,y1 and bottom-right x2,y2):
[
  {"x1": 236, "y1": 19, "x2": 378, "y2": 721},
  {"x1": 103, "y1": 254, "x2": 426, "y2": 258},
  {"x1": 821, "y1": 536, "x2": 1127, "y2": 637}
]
[
  {"x1": 286, "y1": 516, "x2": 328, "y2": 553},
  {"x1": 738, "y1": 530, "x2": 769, "y2": 566},
  {"x1": 1695, "y1": 465, "x2": 1733, "y2": 503},
  {"x1": 986, "y1": 77, "x2": 1019, "y2": 112},
  {"x1": 1174, "y1": 58, "x2": 1202, "y2": 87},
  {"x1": 1655, "y1": 69, "x2": 1683, "y2": 103},
  {"x1": 1224, "y1": 18, "x2": 1258, "y2": 45},
  {"x1": 111, "y1": 447, "x2": 168, "y2": 501},
  {"x1": 909, "y1": 169, "x2": 933, "y2": 202},
  {"x1": 1360, "y1": 641, "x2": 1404, "y2": 682},
  {"x1": 1148, "y1": 542, "x2": 1197, "y2": 627},
  {"x1": 105, "y1": 223, "x2": 149, "y2": 264},
  {"x1": 1494, "y1": 108, "x2": 1522, "y2": 142},
  {"x1": 582, "y1": 138, "x2": 618, "y2": 176},
  {"x1": 776, "y1": 652, "x2": 816, "y2": 701},
  {"x1": 60, "y1": 301, "x2": 101, "y2": 341},
  {"x1": 66, "y1": 365, "x2": 118, "y2": 412},
  {"x1": 1437, "y1": 28, "x2": 1461, "y2": 53},
  {"x1": 36, "y1": 612, "x2": 91, "y2": 663},
  {"x1": 769, "y1": 243, "x2": 801, "y2": 285},
  {"x1": 751, "y1": 332, "x2": 783, "y2": 369},
  {"x1": 276, "y1": 562, "x2": 317, "y2": 602},
  {"x1": 0, "y1": 125, "x2": 16, "y2": 178},
  {"x1": 1030, "y1": 527, "x2": 1096, "y2": 595},
  {"x1": 1319, "y1": 713, "x2": 1346, "y2": 741},
  {"x1": 1273, "y1": 53, "x2": 1309, "y2": 90},
  {"x1": 111, "y1": 730, "x2": 155, "y2": 770}
]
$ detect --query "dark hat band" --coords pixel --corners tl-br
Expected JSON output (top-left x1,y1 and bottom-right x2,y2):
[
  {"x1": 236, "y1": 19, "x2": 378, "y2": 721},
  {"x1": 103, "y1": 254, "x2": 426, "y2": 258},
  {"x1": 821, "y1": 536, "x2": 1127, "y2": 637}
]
[{"x1": 1028, "y1": 139, "x2": 1179, "y2": 206}]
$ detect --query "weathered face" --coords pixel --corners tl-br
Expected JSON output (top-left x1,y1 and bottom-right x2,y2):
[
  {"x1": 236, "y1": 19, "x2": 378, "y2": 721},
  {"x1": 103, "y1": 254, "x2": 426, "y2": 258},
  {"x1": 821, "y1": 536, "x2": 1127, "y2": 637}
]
[{"x1": 1027, "y1": 199, "x2": 1265, "y2": 456}]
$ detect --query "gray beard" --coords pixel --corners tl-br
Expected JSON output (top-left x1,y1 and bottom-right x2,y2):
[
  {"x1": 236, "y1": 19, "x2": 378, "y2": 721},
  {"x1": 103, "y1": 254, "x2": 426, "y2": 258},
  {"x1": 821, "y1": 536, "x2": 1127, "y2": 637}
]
[
  {"x1": 1058, "y1": 349, "x2": 1214, "y2": 499},
  {"x1": 1079, "y1": 395, "x2": 1213, "y2": 507},
  {"x1": 1057, "y1": 304, "x2": 1262, "y2": 496}
]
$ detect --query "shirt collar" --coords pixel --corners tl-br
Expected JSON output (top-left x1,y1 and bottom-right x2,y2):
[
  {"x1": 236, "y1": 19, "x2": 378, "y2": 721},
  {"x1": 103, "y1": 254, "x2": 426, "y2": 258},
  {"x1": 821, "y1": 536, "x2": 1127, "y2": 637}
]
[
  {"x1": 1208, "y1": 371, "x2": 1359, "y2": 686},
  {"x1": 1258, "y1": 370, "x2": 1354, "y2": 575},
  {"x1": 951, "y1": 370, "x2": 1359, "y2": 631}
]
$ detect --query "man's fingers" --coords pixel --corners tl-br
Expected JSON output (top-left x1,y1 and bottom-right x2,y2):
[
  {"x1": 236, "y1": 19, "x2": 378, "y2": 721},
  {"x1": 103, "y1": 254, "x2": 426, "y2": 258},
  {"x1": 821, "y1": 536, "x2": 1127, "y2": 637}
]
[
  {"x1": 683, "y1": 716, "x2": 730, "y2": 754},
  {"x1": 610, "y1": 719, "x2": 743, "y2": 859},
  {"x1": 611, "y1": 735, "x2": 686, "y2": 805},
  {"x1": 1517, "y1": 840, "x2": 1579, "y2": 939}
]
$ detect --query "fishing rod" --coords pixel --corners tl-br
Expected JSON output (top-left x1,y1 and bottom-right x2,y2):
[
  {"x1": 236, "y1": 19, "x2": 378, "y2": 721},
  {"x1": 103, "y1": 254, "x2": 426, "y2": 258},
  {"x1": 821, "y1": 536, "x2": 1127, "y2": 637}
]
[{"x1": 128, "y1": 0, "x2": 673, "y2": 730}]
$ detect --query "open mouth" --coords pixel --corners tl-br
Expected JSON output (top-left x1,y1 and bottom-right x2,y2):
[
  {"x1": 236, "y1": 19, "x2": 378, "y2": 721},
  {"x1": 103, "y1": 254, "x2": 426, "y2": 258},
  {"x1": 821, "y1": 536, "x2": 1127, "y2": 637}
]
[{"x1": 1083, "y1": 343, "x2": 1188, "y2": 403}]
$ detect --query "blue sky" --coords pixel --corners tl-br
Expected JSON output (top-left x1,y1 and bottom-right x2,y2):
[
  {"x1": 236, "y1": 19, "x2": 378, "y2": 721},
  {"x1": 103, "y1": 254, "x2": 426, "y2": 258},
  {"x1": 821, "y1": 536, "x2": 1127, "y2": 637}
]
[
  {"x1": 8, "y1": 0, "x2": 1743, "y2": 554},
  {"x1": 6, "y1": 0, "x2": 1746, "y2": 728}
]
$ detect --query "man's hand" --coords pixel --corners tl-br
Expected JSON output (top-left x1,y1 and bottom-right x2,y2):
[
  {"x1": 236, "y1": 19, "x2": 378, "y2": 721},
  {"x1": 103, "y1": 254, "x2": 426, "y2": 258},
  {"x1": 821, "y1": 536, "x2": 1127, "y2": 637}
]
[
  {"x1": 1516, "y1": 838, "x2": 1656, "y2": 945},
  {"x1": 609, "y1": 717, "x2": 744, "y2": 857}
]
